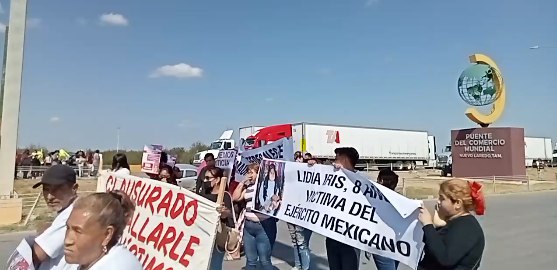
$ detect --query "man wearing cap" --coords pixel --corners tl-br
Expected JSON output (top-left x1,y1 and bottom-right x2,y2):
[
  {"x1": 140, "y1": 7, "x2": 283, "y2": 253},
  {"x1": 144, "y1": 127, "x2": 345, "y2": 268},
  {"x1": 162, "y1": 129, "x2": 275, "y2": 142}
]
[{"x1": 30, "y1": 165, "x2": 78, "y2": 270}]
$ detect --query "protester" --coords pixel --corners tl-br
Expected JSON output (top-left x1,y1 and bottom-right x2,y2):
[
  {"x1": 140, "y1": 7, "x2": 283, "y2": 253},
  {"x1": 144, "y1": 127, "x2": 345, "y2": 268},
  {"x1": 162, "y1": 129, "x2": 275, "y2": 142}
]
[
  {"x1": 287, "y1": 154, "x2": 314, "y2": 270},
  {"x1": 110, "y1": 153, "x2": 131, "y2": 175},
  {"x1": 373, "y1": 168, "x2": 401, "y2": 270},
  {"x1": 302, "y1": 152, "x2": 313, "y2": 163},
  {"x1": 63, "y1": 191, "x2": 142, "y2": 269},
  {"x1": 201, "y1": 167, "x2": 234, "y2": 270},
  {"x1": 232, "y1": 163, "x2": 277, "y2": 270},
  {"x1": 326, "y1": 147, "x2": 361, "y2": 270},
  {"x1": 91, "y1": 150, "x2": 101, "y2": 176},
  {"x1": 294, "y1": 151, "x2": 303, "y2": 162},
  {"x1": 195, "y1": 153, "x2": 216, "y2": 194},
  {"x1": 29, "y1": 165, "x2": 78, "y2": 270},
  {"x1": 76, "y1": 151, "x2": 87, "y2": 178},
  {"x1": 418, "y1": 179, "x2": 486, "y2": 270},
  {"x1": 158, "y1": 165, "x2": 178, "y2": 185}
]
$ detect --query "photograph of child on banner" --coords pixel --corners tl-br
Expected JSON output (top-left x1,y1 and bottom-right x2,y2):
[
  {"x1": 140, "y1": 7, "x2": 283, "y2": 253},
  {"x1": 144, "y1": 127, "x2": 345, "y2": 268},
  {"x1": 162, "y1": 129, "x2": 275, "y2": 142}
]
[{"x1": 254, "y1": 160, "x2": 285, "y2": 215}]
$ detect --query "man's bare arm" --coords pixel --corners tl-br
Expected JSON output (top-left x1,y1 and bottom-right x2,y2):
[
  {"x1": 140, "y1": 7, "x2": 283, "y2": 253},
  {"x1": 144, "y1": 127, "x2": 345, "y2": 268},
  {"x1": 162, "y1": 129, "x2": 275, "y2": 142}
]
[{"x1": 32, "y1": 243, "x2": 50, "y2": 267}]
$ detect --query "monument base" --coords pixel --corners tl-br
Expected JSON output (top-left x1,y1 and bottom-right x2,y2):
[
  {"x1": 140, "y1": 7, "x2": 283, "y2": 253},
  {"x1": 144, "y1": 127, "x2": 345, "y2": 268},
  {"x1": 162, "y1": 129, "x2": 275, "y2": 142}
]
[
  {"x1": 0, "y1": 197, "x2": 23, "y2": 225},
  {"x1": 451, "y1": 127, "x2": 526, "y2": 179}
]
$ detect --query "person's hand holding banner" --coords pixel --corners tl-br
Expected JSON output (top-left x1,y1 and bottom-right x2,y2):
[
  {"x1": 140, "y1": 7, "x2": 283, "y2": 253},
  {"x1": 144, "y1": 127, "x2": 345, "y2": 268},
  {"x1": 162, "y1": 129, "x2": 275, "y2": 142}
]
[
  {"x1": 216, "y1": 203, "x2": 231, "y2": 218},
  {"x1": 418, "y1": 202, "x2": 433, "y2": 226}
]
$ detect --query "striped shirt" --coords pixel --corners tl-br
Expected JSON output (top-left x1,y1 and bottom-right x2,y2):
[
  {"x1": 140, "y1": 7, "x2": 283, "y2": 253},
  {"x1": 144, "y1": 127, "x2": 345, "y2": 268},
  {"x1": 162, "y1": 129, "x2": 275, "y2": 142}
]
[{"x1": 244, "y1": 183, "x2": 270, "y2": 222}]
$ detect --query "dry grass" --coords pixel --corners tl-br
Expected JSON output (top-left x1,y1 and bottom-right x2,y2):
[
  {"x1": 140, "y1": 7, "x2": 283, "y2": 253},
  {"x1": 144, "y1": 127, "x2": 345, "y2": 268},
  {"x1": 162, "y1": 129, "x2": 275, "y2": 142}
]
[
  {"x1": 130, "y1": 164, "x2": 142, "y2": 173},
  {"x1": 398, "y1": 178, "x2": 557, "y2": 199},
  {"x1": 0, "y1": 179, "x2": 98, "y2": 234}
]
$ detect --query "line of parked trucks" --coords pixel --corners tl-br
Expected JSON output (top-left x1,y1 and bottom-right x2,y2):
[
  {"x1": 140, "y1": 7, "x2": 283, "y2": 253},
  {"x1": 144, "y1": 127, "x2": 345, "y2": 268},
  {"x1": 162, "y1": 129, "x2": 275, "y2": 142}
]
[
  {"x1": 193, "y1": 123, "x2": 557, "y2": 172},
  {"x1": 195, "y1": 124, "x2": 557, "y2": 170},
  {"x1": 194, "y1": 123, "x2": 437, "y2": 170}
]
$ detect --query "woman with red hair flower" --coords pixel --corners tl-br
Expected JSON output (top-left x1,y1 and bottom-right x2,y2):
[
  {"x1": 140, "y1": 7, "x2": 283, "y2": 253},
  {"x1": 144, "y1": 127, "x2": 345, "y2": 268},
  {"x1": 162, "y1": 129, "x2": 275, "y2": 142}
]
[{"x1": 418, "y1": 179, "x2": 486, "y2": 270}]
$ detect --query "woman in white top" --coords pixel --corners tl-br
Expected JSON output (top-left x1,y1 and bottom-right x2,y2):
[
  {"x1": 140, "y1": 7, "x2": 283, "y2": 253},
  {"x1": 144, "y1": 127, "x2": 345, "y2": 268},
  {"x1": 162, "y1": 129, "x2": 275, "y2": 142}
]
[
  {"x1": 110, "y1": 153, "x2": 131, "y2": 175},
  {"x1": 63, "y1": 191, "x2": 141, "y2": 270},
  {"x1": 232, "y1": 163, "x2": 277, "y2": 270}
]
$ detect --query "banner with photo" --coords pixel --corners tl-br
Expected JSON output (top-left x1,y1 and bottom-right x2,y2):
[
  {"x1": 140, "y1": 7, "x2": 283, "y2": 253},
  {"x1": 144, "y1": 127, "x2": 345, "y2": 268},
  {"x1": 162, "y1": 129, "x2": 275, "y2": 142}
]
[
  {"x1": 98, "y1": 173, "x2": 220, "y2": 270},
  {"x1": 253, "y1": 159, "x2": 424, "y2": 269},
  {"x1": 234, "y1": 138, "x2": 294, "y2": 183},
  {"x1": 141, "y1": 144, "x2": 163, "y2": 174}
]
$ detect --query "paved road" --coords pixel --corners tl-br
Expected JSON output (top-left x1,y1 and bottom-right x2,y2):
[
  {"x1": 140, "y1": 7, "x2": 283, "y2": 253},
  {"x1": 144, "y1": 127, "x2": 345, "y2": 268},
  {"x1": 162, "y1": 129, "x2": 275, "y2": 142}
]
[{"x1": 2, "y1": 191, "x2": 556, "y2": 269}]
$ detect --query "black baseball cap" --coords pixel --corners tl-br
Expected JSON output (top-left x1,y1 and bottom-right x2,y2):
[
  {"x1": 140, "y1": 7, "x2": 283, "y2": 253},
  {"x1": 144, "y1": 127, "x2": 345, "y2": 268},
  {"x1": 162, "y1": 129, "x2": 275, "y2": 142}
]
[{"x1": 32, "y1": 165, "x2": 77, "y2": 189}]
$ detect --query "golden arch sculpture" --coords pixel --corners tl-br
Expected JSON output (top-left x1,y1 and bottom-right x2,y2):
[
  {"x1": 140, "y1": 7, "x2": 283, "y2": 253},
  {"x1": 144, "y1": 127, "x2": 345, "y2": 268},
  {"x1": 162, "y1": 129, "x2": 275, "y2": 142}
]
[{"x1": 464, "y1": 54, "x2": 506, "y2": 127}]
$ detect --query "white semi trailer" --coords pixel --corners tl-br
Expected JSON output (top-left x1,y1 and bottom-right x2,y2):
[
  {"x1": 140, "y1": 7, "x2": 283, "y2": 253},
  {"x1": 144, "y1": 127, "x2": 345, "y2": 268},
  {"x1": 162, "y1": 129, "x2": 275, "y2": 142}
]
[
  {"x1": 289, "y1": 123, "x2": 436, "y2": 170},
  {"x1": 524, "y1": 137, "x2": 553, "y2": 167}
]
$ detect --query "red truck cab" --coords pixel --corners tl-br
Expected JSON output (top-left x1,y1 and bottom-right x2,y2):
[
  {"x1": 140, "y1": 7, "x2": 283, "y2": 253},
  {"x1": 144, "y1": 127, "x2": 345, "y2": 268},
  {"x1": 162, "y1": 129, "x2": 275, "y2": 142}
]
[{"x1": 244, "y1": 124, "x2": 292, "y2": 149}]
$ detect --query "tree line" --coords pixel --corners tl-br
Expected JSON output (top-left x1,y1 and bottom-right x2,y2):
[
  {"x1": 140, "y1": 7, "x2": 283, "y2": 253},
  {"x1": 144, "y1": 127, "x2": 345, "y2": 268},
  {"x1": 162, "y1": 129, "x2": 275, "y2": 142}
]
[{"x1": 19, "y1": 142, "x2": 210, "y2": 165}]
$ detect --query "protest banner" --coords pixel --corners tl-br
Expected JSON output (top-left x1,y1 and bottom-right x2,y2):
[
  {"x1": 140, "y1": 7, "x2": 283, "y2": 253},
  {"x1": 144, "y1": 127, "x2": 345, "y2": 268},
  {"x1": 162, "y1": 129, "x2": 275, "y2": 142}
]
[
  {"x1": 98, "y1": 173, "x2": 220, "y2": 270},
  {"x1": 253, "y1": 159, "x2": 424, "y2": 269},
  {"x1": 141, "y1": 144, "x2": 163, "y2": 174},
  {"x1": 7, "y1": 237, "x2": 34, "y2": 270},
  {"x1": 216, "y1": 149, "x2": 237, "y2": 180},
  {"x1": 234, "y1": 138, "x2": 294, "y2": 184}
]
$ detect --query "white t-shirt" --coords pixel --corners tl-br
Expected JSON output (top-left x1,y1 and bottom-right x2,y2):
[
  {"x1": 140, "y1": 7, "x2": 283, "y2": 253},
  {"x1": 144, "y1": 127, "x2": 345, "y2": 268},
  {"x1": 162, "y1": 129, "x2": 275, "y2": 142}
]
[
  {"x1": 64, "y1": 244, "x2": 142, "y2": 270},
  {"x1": 35, "y1": 203, "x2": 74, "y2": 270},
  {"x1": 113, "y1": 168, "x2": 130, "y2": 175}
]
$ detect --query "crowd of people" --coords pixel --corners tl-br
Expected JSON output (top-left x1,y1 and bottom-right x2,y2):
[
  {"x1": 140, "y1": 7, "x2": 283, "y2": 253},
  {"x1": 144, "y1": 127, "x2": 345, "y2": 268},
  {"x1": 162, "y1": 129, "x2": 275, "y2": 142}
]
[
  {"x1": 17, "y1": 145, "x2": 486, "y2": 270},
  {"x1": 15, "y1": 149, "x2": 102, "y2": 179}
]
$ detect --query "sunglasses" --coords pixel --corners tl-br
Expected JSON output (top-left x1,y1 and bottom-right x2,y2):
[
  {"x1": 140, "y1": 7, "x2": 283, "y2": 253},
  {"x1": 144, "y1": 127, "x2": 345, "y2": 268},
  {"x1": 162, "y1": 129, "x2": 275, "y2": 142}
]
[{"x1": 204, "y1": 176, "x2": 216, "y2": 181}]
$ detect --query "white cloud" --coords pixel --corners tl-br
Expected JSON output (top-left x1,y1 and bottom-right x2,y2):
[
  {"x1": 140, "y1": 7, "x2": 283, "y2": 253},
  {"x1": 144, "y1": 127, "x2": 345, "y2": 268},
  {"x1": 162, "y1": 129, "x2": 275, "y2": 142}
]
[
  {"x1": 264, "y1": 97, "x2": 274, "y2": 103},
  {"x1": 99, "y1": 13, "x2": 129, "y2": 26},
  {"x1": 365, "y1": 0, "x2": 380, "y2": 7},
  {"x1": 150, "y1": 63, "x2": 204, "y2": 79},
  {"x1": 27, "y1": 18, "x2": 42, "y2": 28},
  {"x1": 49, "y1": 116, "x2": 60, "y2": 123},
  {"x1": 0, "y1": 23, "x2": 6, "y2": 33}
]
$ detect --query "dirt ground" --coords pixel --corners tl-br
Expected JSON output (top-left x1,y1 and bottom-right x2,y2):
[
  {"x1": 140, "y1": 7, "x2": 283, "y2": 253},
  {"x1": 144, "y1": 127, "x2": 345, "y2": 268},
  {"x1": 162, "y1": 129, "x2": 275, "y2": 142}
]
[{"x1": 2, "y1": 167, "x2": 555, "y2": 233}]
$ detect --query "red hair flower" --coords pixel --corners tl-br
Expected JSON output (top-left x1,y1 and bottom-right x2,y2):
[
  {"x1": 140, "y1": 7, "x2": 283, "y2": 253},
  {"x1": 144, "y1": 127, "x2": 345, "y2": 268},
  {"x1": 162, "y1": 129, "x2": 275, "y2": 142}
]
[{"x1": 469, "y1": 181, "x2": 485, "y2": 215}]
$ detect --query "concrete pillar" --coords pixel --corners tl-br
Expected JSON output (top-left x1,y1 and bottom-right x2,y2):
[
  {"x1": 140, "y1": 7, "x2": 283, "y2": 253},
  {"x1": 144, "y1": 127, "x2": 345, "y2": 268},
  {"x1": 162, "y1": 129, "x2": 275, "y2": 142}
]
[{"x1": 0, "y1": 0, "x2": 29, "y2": 225}]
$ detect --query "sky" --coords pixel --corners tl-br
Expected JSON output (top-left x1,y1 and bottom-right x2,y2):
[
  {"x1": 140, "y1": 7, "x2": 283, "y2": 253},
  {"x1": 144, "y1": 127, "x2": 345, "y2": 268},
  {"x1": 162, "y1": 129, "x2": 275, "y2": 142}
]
[{"x1": 0, "y1": 0, "x2": 556, "y2": 151}]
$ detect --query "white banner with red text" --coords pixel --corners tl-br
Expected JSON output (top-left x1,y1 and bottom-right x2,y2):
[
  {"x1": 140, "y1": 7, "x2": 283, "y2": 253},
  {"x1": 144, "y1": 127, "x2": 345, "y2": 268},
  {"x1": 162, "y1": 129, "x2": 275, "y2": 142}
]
[
  {"x1": 253, "y1": 159, "x2": 424, "y2": 269},
  {"x1": 97, "y1": 173, "x2": 219, "y2": 270}
]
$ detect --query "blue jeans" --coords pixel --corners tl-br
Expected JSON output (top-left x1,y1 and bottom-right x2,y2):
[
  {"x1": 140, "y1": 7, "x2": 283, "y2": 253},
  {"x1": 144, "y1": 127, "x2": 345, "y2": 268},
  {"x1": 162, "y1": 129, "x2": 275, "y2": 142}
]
[
  {"x1": 243, "y1": 218, "x2": 278, "y2": 270},
  {"x1": 209, "y1": 246, "x2": 225, "y2": 270},
  {"x1": 287, "y1": 223, "x2": 313, "y2": 270},
  {"x1": 373, "y1": 254, "x2": 399, "y2": 270}
]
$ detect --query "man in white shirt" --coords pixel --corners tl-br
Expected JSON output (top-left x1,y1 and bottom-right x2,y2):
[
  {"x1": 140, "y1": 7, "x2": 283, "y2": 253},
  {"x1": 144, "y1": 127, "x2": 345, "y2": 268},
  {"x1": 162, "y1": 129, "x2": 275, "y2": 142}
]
[{"x1": 30, "y1": 165, "x2": 79, "y2": 270}]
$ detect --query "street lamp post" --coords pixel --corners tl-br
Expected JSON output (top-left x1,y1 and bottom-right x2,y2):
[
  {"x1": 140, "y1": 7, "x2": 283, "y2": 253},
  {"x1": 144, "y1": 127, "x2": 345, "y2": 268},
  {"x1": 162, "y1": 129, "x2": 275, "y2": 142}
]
[{"x1": 116, "y1": 127, "x2": 121, "y2": 152}]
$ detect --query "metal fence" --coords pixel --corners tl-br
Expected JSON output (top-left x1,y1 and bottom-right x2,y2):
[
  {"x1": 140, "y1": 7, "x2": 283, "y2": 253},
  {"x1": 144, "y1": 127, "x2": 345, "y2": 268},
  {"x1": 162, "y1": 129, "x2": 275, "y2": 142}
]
[
  {"x1": 395, "y1": 174, "x2": 557, "y2": 199},
  {"x1": 14, "y1": 165, "x2": 100, "y2": 179},
  {"x1": 15, "y1": 190, "x2": 96, "y2": 226}
]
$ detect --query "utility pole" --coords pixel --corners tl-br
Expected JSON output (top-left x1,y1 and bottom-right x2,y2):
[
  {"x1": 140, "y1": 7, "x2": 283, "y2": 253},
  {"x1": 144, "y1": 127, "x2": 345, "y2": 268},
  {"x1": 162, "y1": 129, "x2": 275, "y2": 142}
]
[
  {"x1": 0, "y1": 26, "x2": 9, "y2": 129},
  {"x1": 0, "y1": 0, "x2": 29, "y2": 226}
]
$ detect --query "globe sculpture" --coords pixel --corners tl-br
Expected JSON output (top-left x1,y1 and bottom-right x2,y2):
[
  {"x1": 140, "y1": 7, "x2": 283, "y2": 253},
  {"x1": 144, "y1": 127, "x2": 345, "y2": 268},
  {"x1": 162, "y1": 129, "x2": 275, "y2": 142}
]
[{"x1": 457, "y1": 63, "x2": 502, "y2": 106}]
